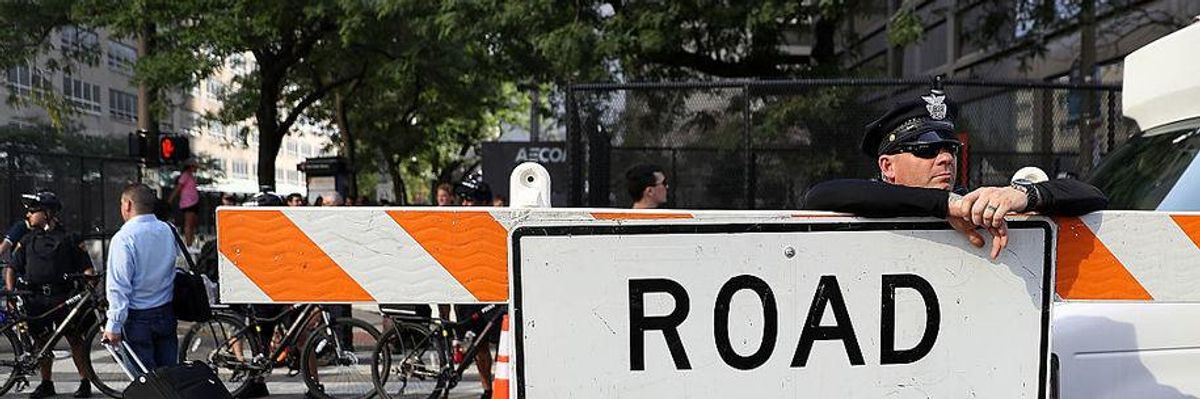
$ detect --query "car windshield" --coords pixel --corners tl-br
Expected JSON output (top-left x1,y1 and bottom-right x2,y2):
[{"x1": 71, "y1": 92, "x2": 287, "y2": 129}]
[{"x1": 1089, "y1": 118, "x2": 1200, "y2": 210}]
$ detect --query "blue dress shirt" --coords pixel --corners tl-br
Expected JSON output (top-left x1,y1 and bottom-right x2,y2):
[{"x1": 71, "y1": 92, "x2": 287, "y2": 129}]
[{"x1": 106, "y1": 214, "x2": 177, "y2": 334}]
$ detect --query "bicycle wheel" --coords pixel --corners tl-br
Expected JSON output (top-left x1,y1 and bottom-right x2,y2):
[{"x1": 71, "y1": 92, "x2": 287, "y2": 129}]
[
  {"x1": 301, "y1": 317, "x2": 381, "y2": 399},
  {"x1": 371, "y1": 322, "x2": 449, "y2": 399},
  {"x1": 81, "y1": 322, "x2": 133, "y2": 398},
  {"x1": 178, "y1": 314, "x2": 259, "y2": 397},
  {"x1": 0, "y1": 327, "x2": 23, "y2": 396}
]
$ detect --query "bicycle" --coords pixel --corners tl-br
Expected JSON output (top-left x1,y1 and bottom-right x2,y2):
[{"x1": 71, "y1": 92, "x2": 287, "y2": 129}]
[
  {"x1": 0, "y1": 273, "x2": 132, "y2": 398},
  {"x1": 371, "y1": 304, "x2": 506, "y2": 399},
  {"x1": 179, "y1": 302, "x2": 381, "y2": 398}
]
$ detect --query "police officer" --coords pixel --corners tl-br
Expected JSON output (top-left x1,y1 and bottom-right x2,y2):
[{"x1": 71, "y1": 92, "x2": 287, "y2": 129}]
[
  {"x1": 6, "y1": 192, "x2": 95, "y2": 398},
  {"x1": 454, "y1": 176, "x2": 502, "y2": 398},
  {"x1": 802, "y1": 87, "x2": 1108, "y2": 258}
]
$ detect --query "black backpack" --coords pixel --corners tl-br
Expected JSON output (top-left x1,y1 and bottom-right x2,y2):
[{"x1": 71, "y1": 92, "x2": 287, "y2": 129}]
[
  {"x1": 166, "y1": 224, "x2": 213, "y2": 323},
  {"x1": 20, "y1": 229, "x2": 85, "y2": 285}
]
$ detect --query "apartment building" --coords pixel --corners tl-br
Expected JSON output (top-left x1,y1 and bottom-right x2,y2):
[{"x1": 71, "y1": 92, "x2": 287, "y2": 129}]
[{"x1": 1, "y1": 26, "x2": 335, "y2": 196}]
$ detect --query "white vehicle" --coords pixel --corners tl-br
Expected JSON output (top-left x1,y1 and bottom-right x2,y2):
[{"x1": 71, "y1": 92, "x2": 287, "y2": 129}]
[{"x1": 1052, "y1": 20, "x2": 1200, "y2": 399}]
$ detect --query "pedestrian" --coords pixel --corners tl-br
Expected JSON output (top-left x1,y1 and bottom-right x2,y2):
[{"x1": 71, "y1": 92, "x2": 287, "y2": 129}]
[
  {"x1": 492, "y1": 195, "x2": 507, "y2": 207},
  {"x1": 285, "y1": 192, "x2": 307, "y2": 207},
  {"x1": 167, "y1": 160, "x2": 200, "y2": 246},
  {"x1": 435, "y1": 182, "x2": 456, "y2": 206},
  {"x1": 321, "y1": 192, "x2": 345, "y2": 207},
  {"x1": 6, "y1": 191, "x2": 95, "y2": 399},
  {"x1": 802, "y1": 87, "x2": 1108, "y2": 258},
  {"x1": 625, "y1": 163, "x2": 669, "y2": 209},
  {"x1": 451, "y1": 177, "x2": 501, "y2": 398},
  {"x1": 220, "y1": 192, "x2": 238, "y2": 207},
  {"x1": 104, "y1": 183, "x2": 179, "y2": 372}
]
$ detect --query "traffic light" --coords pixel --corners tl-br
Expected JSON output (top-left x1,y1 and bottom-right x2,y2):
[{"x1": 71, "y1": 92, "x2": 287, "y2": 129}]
[
  {"x1": 158, "y1": 134, "x2": 190, "y2": 164},
  {"x1": 128, "y1": 130, "x2": 190, "y2": 165}
]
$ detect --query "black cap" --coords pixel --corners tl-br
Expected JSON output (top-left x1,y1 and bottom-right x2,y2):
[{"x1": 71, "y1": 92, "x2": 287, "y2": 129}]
[
  {"x1": 861, "y1": 89, "x2": 961, "y2": 156},
  {"x1": 456, "y1": 176, "x2": 493, "y2": 203},
  {"x1": 21, "y1": 191, "x2": 62, "y2": 214}
]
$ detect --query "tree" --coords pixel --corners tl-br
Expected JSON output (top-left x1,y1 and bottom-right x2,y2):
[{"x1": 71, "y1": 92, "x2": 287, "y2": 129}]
[{"x1": 317, "y1": 0, "x2": 506, "y2": 204}]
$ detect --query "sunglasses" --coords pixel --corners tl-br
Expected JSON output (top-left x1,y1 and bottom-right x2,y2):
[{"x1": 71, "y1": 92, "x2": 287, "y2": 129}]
[{"x1": 888, "y1": 142, "x2": 961, "y2": 159}]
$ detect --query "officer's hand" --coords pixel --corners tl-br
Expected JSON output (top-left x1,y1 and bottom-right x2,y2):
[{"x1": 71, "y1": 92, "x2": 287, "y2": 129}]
[
  {"x1": 948, "y1": 218, "x2": 1008, "y2": 260},
  {"x1": 947, "y1": 217, "x2": 985, "y2": 248},
  {"x1": 103, "y1": 330, "x2": 122, "y2": 345},
  {"x1": 949, "y1": 193, "x2": 1009, "y2": 260},
  {"x1": 959, "y1": 186, "x2": 1028, "y2": 228}
]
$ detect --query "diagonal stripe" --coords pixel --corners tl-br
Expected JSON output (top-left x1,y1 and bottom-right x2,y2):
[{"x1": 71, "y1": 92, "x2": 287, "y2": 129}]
[
  {"x1": 218, "y1": 252, "x2": 271, "y2": 303},
  {"x1": 1055, "y1": 216, "x2": 1152, "y2": 300},
  {"x1": 1171, "y1": 215, "x2": 1200, "y2": 250},
  {"x1": 1089, "y1": 213, "x2": 1200, "y2": 301},
  {"x1": 387, "y1": 210, "x2": 508, "y2": 302},
  {"x1": 284, "y1": 209, "x2": 476, "y2": 303},
  {"x1": 591, "y1": 212, "x2": 693, "y2": 220},
  {"x1": 217, "y1": 209, "x2": 374, "y2": 302}
]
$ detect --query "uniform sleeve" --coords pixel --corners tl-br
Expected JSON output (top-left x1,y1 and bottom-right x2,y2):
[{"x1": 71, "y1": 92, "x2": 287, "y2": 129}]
[
  {"x1": 1032, "y1": 179, "x2": 1109, "y2": 216},
  {"x1": 10, "y1": 241, "x2": 25, "y2": 276},
  {"x1": 3, "y1": 222, "x2": 26, "y2": 245},
  {"x1": 801, "y1": 179, "x2": 951, "y2": 218}
]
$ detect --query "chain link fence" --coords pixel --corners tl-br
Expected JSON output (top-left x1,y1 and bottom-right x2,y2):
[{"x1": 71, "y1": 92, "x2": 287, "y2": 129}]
[{"x1": 567, "y1": 79, "x2": 1133, "y2": 209}]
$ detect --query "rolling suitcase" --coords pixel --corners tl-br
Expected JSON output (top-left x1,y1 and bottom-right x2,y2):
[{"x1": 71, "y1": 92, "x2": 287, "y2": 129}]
[{"x1": 104, "y1": 339, "x2": 234, "y2": 399}]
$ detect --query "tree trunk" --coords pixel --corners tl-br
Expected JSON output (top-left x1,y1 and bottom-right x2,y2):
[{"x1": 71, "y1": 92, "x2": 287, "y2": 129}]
[
  {"x1": 136, "y1": 23, "x2": 157, "y2": 135},
  {"x1": 386, "y1": 156, "x2": 408, "y2": 205},
  {"x1": 256, "y1": 68, "x2": 283, "y2": 191},
  {"x1": 334, "y1": 91, "x2": 357, "y2": 197}
]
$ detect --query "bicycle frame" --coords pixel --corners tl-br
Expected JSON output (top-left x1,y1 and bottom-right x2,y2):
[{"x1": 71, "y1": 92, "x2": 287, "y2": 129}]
[
  {"x1": 213, "y1": 303, "x2": 337, "y2": 370},
  {"x1": 451, "y1": 306, "x2": 505, "y2": 380},
  {"x1": 0, "y1": 287, "x2": 102, "y2": 372}
]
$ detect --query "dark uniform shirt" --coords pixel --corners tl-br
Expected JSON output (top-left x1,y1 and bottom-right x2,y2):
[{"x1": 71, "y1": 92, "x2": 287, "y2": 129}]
[
  {"x1": 3, "y1": 221, "x2": 29, "y2": 245},
  {"x1": 801, "y1": 179, "x2": 1108, "y2": 217},
  {"x1": 11, "y1": 227, "x2": 92, "y2": 286}
]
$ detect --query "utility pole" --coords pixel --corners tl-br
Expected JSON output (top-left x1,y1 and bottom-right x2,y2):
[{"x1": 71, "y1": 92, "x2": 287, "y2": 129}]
[{"x1": 1077, "y1": 0, "x2": 1098, "y2": 175}]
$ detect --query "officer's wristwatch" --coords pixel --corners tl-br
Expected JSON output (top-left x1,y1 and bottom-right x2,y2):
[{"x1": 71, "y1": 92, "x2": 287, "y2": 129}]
[{"x1": 1011, "y1": 179, "x2": 1041, "y2": 213}]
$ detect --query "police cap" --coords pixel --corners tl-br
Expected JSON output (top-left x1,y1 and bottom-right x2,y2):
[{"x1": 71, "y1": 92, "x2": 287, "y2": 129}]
[{"x1": 861, "y1": 89, "x2": 961, "y2": 157}]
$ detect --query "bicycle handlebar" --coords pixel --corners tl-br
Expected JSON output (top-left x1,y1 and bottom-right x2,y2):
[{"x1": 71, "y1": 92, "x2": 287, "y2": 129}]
[
  {"x1": 63, "y1": 272, "x2": 104, "y2": 281},
  {"x1": 0, "y1": 289, "x2": 34, "y2": 297}
]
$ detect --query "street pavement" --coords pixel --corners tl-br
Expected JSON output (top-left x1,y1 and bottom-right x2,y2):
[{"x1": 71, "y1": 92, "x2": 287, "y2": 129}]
[{"x1": 25, "y1": 305, "x2": 487, "y2": 399}]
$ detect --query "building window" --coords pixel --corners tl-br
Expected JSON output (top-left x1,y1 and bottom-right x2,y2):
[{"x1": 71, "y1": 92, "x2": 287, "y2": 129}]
[
  {"x1": 107, "y1": 40, "x2": 136, "y2": 75},
  {"x1": 60, "y1": 26, "x2": 100, "y2": 55},
  {"x1": 205, "y1": 78, "x2": 224, "y2": 99},
  {"x1": 109, "y1": 89, "x2": 138, "y2": 122},
  {"x1": 231, "y1": 160, "x2": 249, "y2": 178},
  {"x1": 286, "y1": 140, "x2": 299, "y2": 157},
  {"x1": 63, "y1": 76, "x2": 102, "y2": 114},
  {"x1": 5, "y1": 65, "x2": 51, "y2": 97}
]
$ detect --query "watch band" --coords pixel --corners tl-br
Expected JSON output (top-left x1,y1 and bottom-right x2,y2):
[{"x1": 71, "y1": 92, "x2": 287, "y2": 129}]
[{"x1": 1011, "y1": 180, "x2": 1041, "y2": 212}]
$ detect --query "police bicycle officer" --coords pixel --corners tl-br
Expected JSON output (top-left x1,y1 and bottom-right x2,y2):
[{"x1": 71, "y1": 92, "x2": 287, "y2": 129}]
[{"x1": 5, "y1": 191, "x2": 96, "y2": 398}]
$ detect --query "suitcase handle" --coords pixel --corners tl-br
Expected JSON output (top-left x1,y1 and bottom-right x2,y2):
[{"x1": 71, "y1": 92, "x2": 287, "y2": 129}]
[{"x1": 102, "y1": 338, "x2": 150, "y2": 379}]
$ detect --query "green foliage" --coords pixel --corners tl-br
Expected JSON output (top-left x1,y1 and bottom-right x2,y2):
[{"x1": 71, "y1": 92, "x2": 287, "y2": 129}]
[
  {"x1": 0, "y1": 123, "x2": 123, "y2": 156},
  {"x1": 887, "y1": 8, "x2": 924, "y2": 47}
]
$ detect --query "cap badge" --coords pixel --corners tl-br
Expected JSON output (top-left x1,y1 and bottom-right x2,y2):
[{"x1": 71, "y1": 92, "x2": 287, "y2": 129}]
[{"x1": 922, "y1": 92, "x2": 947, "y2": 120}]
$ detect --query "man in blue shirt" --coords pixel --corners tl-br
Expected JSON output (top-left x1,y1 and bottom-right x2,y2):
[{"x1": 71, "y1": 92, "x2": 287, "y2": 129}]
[{"x1": 103, "y1": 183, "x2": 178, "y2": 370}]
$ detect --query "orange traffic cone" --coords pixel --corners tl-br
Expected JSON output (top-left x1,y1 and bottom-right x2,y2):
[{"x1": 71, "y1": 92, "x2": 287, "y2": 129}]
[{"x1": 491, "y1": 314, "x2": 512, "y2": 399}]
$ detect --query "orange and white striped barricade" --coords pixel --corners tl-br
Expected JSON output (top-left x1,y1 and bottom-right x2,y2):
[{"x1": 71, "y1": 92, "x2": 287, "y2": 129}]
[{"x1": 218, "y1": 208, "x2": 1058, "y2": 397}]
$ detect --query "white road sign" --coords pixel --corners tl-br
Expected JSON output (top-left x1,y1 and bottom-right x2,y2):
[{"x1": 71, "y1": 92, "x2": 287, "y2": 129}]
[{"x1": 513, "y1": 220, "x2": 1052, "y2": 398}]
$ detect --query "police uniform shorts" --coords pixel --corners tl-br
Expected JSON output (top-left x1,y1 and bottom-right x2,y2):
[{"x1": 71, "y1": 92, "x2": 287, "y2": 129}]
[
  {"x1": 454, "y1": 304, "x2": 503, "y2": 345},
  {"x1": 25, "y1": 294, "x2": 94, "y2": 339}
]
